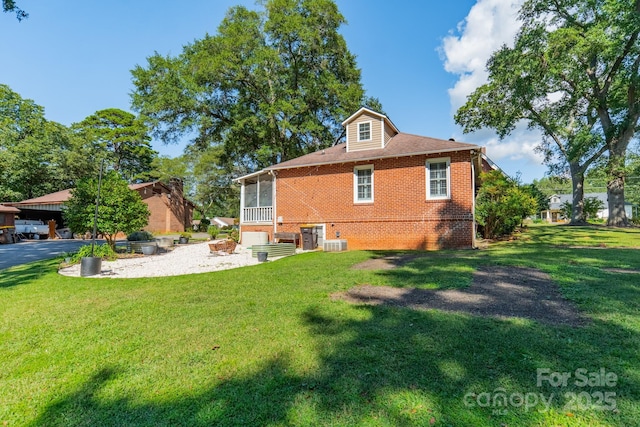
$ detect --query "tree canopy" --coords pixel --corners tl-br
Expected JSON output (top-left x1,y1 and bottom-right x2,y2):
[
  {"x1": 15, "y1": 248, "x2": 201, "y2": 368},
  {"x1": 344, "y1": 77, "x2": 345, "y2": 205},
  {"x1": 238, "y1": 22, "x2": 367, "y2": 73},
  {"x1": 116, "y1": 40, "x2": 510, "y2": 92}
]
[
  {"x1": 63, "y1": 171, "x2": 150, "y2": 249},
  {"x1": 0, "y1": 84, "x2": 73, "y2": 200},
  {"x1": 73, "y1": 108, "x2": 156, "y2": 183},
  {"x1": 2, "y1": 0, "x2": 27, "y2": 21},
  {"x1": 456, "y1": 0, "x2": 640, "y2": 226},
  {"x1": 131, "y1": 0, "x2": 375, "y2": 172}
]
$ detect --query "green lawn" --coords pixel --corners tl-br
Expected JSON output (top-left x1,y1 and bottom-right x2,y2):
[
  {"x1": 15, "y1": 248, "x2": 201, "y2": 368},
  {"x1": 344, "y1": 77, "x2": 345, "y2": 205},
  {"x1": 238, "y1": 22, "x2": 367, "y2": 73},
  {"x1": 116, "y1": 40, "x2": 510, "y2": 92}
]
[{"x1": 1, "y1": 224, "x2": 639, "y2": 426}]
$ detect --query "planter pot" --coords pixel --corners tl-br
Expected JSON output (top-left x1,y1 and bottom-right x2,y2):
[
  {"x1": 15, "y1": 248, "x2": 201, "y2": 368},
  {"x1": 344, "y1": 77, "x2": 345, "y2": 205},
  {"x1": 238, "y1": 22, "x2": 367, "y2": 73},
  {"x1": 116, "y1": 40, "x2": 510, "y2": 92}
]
[
  {"x1": 141, "y1": 244, "x2": 157, "y2": 255},
  {"x1": 257, "y1": 251, "x2": 268, "y2": 262},
  {"x1": 80, "y1": 256, "x2": 102, "y2": 277},
  {"x1": 179, "y1": 237, "x2": 189, "y2": 244},
  {"x1": 128, "y1": 240, "x2": 156, "y2": 254}
]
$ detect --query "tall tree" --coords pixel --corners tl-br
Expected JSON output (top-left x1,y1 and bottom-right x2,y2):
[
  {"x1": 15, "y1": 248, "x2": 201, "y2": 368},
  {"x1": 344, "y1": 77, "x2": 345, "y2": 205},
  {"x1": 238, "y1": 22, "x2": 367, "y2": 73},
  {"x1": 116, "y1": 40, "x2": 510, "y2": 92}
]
[
  {"x1": 131, "y1": 0, "x2": 372, "y2": 171},
  {"x1": 0, "y1": 84, "x2": 70, "y2": 200},
  {"x1": 456, "y1": 0, "x2": 640, "y2": 226},
  {"x1": 73, "y1": 109, "x2": 157, "y2": 183}
]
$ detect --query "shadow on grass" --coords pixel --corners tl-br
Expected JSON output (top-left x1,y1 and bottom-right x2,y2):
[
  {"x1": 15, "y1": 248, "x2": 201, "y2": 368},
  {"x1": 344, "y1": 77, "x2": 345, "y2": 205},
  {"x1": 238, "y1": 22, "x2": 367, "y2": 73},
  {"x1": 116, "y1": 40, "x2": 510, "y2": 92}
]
[
  {"x1": 0, "y1": 259, "x2": 57, "y2": 288},
  {"x1": 27, "y1": 306, "x2": 639, "y2": 426}
]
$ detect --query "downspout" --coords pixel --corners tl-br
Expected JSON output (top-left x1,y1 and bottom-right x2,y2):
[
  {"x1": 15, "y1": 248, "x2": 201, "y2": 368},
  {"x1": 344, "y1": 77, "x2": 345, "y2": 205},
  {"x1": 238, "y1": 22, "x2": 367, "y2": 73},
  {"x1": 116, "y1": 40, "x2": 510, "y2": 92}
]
[
  {"x1": 471, "y1": 151, "x2": 477, "y2": 249},
  {"x1": 271, "y1": 170, "x2": 277, "y2": 240},
  {"x1": 239, "y1": 178, "x2": 245, "y2": 242}
]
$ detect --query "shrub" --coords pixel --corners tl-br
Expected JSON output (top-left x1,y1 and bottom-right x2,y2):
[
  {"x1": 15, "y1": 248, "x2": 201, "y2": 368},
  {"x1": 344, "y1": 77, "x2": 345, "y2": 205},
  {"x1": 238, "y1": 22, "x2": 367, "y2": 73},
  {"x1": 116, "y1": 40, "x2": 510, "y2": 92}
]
[
  {"x1": 70, "y1": 243, "x2": 117, "y2": 262},
  {"x1": 180, "y1": 231, "x2": 192, "y2": 238},
  {"x1": 475, "y1": 170, "x2": 538, "y2": 239},
  {"x1": 127, "y1": 230, "x2": 154, "y2": 241},
  {"x1": 207, "y1": 225, "x2": 220, "y2": 239},
  {"x1": 228, "y1": 229, "x2": 239, "y2": 243}
]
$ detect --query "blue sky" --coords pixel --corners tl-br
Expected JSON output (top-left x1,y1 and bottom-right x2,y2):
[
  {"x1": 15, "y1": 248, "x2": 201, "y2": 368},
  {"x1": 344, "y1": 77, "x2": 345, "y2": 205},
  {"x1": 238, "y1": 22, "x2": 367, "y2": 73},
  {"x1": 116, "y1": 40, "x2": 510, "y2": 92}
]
[{"x1": 0, "y1": 0, "x2": 546, "y2": 182}]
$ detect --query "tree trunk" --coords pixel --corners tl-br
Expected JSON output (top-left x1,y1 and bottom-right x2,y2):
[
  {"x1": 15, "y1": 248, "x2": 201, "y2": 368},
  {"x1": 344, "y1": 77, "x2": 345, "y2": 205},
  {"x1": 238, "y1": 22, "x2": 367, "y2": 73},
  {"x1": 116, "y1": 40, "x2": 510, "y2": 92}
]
[
  {"x1": 606, "y1": 150, "x2": 629, "y2": 227},
  {"x1": 569, "y1": 162, "x2": 586, "y2": 225},
  {"x1": 607, "y1": 177, "x2": 629, "y2": 226}
]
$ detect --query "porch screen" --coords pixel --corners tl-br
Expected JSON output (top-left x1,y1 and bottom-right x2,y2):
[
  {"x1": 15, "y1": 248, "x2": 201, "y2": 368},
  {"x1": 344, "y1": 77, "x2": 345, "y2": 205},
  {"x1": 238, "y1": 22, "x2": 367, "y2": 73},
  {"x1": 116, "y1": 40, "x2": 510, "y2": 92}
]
[{"x1": 259, "y1": 175, "x2": 272, "y2": 207}]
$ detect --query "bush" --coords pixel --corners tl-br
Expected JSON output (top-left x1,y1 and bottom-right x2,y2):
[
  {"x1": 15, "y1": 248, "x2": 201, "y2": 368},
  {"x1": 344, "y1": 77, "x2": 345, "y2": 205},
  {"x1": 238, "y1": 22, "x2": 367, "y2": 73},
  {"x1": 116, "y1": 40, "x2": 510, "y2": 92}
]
[
  {"x1": 70, "y1": 243, "x2": 117, "y2": 262},
  {"x1": 228, "y1": 229, "x2": 239, "y2": 243},
  {"x1": 207, "y1": 225, "x2": 220, "y2": 239},
  {"x1": 180, "y1": 231, "x2": 192, "y2": 238},
  {"x1": 127, "y1": 230, "x2": 154, "y2": 241},
  {"x1": 475, "y1": 170, "x2": 538, "y2": 239}
]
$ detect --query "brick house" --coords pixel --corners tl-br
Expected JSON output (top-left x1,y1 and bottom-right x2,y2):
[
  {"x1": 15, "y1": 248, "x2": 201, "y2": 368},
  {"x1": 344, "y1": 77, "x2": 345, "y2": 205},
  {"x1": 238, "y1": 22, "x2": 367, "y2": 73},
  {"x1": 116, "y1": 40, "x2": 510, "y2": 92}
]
[
  {"x1": 236, "y1": 108, "x2": 497, "y2": 250},
  {"x1": 6, "y1": 180, "x2": 193, "y2": 234}
]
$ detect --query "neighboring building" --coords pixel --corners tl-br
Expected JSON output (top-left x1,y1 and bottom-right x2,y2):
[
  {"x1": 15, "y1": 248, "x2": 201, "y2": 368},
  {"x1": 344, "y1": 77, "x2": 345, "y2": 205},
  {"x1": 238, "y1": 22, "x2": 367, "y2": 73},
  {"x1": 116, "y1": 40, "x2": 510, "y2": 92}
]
[
  {"x1": 0, "y1": 204, "x2": 21, "y2": 244},
  {"x1": 212, "y1": 217, "x2": 237, "y2": 228},
  {"x1": 5, "y1": 180, "x2": 193, "y2": 234},
  {"x1": 236, "y1": 108, "x2": 497, "y2": 250},
  {"x1": 130, "y1": 180, "x2": 194, "y2": 233},
  {"x1": 541, "y1": 193, "x2": 633, "y2": 222}
]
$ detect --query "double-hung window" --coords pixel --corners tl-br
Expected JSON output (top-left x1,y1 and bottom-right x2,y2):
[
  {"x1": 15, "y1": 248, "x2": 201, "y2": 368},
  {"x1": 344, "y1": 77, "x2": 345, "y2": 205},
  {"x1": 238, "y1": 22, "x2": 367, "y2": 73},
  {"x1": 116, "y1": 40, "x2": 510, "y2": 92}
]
[
  {"x1": 358, "y1": 122, "x2": 371, "y2": 141},
  {"x1": 354, "y1": 165, "x2": 373, "y2": 203},
  {"x1": 426, "y1": 158, "x2": 450, "y2": 199}
]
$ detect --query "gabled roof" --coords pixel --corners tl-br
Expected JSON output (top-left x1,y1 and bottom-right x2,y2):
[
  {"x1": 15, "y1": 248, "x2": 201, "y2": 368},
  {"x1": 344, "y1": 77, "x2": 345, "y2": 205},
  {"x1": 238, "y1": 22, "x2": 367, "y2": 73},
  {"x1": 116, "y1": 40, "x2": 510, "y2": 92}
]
[
  {"x1": 0, "y1": 204, "x2": 20, "y2": 213},
  {"x1": 267, "y1": 132, "x2": 481, "y2": 171},
  {"x1": 341, "y1": 107, "x2": 400, "y2": 134},
  {"x1": 9, "y1": 181, "x2": 194, "y2": 207},
  {"x1": 16, "y1": 189, "x2": 72, "y2": 205}
]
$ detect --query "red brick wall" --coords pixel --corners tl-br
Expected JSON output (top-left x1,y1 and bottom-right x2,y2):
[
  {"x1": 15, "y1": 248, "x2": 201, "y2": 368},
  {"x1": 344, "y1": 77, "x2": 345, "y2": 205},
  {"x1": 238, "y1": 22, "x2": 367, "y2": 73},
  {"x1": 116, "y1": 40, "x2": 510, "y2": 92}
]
[
  {"x1": 238, "y1": 224, "x2": 273, "y2": 243},
  {"x1": 138, "y1": 191, "x2": 191, "y2": 233},
  {"x1": 265, "y1": 151, "x2": 475, "y2": 250}
]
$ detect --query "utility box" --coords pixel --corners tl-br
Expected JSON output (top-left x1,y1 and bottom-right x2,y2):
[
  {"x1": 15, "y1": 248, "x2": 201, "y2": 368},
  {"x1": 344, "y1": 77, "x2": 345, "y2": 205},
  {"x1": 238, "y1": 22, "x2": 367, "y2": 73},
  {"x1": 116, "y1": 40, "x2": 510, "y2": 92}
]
[{"x1": 300, "y1": 226, "x2": 317, "y2": 250}]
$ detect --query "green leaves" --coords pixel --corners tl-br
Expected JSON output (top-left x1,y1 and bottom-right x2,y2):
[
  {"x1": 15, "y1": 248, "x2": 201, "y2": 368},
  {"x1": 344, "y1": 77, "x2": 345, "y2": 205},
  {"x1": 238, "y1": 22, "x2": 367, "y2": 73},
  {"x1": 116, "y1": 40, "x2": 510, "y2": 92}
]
[
  {"x1": 73, "y1": 108, "x2": 156, "y2": 183},
  {"x1": 131, "y1": 0, "x2": 368, "y2": 171},
  {"x1": 457, "y1": 0, "x2": 640, "y2": 226},
  {"x1": 63, "y1": 171, "x2": 150, "y2": 249},
  {"x1": 475, "y1": 171, "x2": 538, "y2": 239}
]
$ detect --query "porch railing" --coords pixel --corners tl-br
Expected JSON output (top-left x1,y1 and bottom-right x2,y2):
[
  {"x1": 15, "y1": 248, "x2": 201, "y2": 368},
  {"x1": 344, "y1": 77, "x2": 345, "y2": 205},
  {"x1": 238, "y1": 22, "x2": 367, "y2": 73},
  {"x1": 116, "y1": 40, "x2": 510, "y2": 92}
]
[{"x1": 242, "y1": 206, "x2": 273, "y2": 223}]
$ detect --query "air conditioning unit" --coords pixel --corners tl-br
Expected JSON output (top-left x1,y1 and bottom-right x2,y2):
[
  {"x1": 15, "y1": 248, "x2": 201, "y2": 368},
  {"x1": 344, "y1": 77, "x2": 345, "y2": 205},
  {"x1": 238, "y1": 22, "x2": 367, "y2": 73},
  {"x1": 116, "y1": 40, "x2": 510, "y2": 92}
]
[{"x1": 323, "y1": 239, "x2": 347, "y2": 252}]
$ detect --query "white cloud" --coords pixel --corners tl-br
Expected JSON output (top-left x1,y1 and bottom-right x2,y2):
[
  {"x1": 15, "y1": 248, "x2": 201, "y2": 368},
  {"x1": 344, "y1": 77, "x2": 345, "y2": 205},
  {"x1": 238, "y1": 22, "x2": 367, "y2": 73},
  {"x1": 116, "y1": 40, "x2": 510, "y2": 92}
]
[
  {"x1": 440, "y1": 0, "x2": 547, "y2": 180},
  {"x1": 442, "y1": 0, "x2": 523, "y2": 110}
]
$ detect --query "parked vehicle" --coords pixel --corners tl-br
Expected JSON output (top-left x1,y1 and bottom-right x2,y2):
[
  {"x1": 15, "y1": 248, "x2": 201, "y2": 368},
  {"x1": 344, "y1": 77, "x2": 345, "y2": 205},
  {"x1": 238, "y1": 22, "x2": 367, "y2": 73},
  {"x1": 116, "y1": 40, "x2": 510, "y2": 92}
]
[{"x1": 14, "y1": 219, "x2": 49, "y2": 239}]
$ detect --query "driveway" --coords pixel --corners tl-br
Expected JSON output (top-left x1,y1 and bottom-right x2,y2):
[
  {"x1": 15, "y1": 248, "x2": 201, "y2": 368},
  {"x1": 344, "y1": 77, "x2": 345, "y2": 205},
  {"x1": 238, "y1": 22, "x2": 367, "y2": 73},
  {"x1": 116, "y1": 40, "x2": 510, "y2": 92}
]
[{"x1": 0, "y1": 239, "x2": 99, "y2": 270}]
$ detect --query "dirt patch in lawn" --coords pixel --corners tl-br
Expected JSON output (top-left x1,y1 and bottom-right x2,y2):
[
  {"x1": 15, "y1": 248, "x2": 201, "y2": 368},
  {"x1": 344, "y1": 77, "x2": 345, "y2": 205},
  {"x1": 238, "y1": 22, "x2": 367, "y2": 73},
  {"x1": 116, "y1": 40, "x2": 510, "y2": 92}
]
[
  {"x1": 602, "y1": 268, "x2": 640, "y2": 274},
  {"x1": 334, "y1": 265, "x2": 586, "y2": 327},
  {"x1": 351, "y1": 254, "x2": 420, "y2": 270}
]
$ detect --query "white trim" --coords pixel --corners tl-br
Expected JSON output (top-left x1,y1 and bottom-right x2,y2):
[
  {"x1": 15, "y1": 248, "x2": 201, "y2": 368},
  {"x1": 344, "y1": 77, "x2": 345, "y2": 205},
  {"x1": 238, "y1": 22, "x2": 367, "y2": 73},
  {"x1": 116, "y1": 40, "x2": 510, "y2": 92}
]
[
  {"x1": 357, "y1": 121, "x2": 372, "y2": 142},
  {"x1": 471, "y1": 154, "x2": 476, "y2": 248},
  {"x1": 234, "y1": 169, "x2": 269, "y2": 182},
  {"x1": 426, "y1": 157, "x2": 451, "y2": 200},
  {"x1": 354, "y1": 164, "x2": 374, "y2": 203},
  {"x1": 341, "y1": 107, "x2": 400, "y2": 135}
]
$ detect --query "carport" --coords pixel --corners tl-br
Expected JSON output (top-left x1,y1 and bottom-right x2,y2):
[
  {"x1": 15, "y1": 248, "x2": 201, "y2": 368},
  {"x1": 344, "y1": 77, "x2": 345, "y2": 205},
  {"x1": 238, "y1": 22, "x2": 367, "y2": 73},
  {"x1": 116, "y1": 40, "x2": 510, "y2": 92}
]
[{"x1": 4, "y1": 189, "x2": 69, "y2": 229}]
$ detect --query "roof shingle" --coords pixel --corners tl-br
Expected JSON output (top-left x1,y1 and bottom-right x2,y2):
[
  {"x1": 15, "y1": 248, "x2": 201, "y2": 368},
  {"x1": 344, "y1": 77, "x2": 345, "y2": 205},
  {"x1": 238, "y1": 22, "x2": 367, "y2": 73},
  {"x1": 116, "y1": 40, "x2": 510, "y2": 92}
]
[{"x1": 267, "y1": 133, "x2": 480, "y2": 171}]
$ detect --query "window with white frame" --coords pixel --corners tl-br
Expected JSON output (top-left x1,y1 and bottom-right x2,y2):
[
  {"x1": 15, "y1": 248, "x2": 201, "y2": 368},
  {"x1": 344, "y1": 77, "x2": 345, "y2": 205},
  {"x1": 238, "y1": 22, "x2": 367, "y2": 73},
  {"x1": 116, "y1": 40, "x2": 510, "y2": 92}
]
[
  {"x1": 354, "y1": 165, "x2": 373, "y2": 203},
  {"x1": 358, "y1": 121, "x2": 371, "y2": 141},
  {"x1": 426, "y1": 158, "x2": 450, "y2": 199}
]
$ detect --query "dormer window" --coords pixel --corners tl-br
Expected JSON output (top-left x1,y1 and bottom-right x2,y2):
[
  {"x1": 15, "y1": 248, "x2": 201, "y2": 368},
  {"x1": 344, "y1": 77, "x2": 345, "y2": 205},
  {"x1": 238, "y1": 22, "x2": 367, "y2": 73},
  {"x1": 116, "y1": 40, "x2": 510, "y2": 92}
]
[{"x1": 358, "y1": 122, "x2": 371, "y2": 141}]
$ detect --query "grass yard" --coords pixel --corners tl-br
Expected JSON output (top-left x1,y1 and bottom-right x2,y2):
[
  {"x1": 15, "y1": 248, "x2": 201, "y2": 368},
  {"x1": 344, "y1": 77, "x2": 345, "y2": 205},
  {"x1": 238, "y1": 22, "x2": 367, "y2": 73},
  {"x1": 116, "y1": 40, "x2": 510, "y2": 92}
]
[{"x1": 1, "y1": 224, "x2": 639, "y2": 426}]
